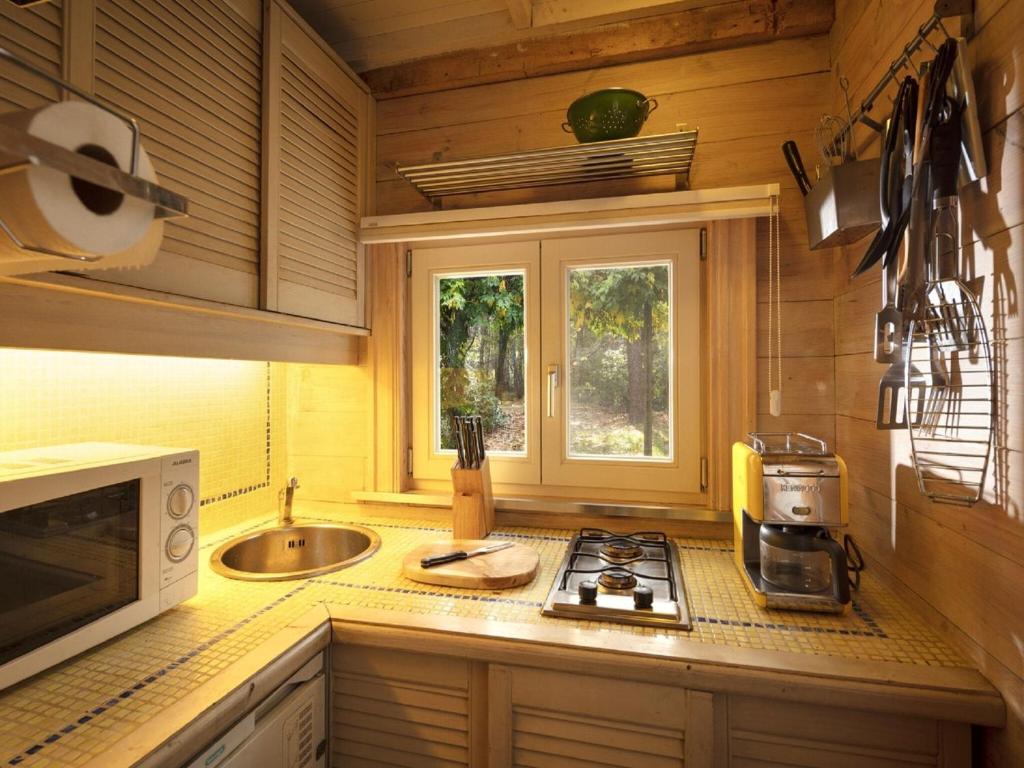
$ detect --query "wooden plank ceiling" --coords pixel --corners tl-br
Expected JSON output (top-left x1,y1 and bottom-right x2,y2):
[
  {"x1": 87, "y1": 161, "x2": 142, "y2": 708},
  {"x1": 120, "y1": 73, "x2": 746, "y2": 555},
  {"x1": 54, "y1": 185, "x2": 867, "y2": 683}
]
[{"x1": 287, "y1": 0, "x2": 835, "y2": 97}]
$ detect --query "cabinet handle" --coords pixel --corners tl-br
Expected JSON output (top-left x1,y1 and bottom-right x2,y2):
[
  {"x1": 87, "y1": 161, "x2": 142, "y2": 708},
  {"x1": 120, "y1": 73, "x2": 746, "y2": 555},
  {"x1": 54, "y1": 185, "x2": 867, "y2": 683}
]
[{"x1": 546, "y1": 364, "x2": 560, "y2": 418}]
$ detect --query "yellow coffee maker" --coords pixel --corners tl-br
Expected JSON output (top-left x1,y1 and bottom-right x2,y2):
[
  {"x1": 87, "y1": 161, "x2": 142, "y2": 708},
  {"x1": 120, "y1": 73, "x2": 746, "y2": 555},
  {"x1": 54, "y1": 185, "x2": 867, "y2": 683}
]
[{"x1": 732, "y1": 432, "x2": 851, "y2": 614}]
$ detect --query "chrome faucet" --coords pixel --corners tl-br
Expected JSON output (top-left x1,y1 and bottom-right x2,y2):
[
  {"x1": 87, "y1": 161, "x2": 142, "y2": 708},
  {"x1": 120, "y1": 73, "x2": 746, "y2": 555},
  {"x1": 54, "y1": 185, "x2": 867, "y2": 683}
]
[{"x1": 280, "y1": 476, "x2": 299, "y2": 527}]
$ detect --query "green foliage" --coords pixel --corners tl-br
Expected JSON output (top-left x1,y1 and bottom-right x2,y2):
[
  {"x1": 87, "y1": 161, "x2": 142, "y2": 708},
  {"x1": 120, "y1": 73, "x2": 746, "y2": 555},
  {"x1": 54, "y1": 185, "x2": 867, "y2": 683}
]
[
  {"x1": 569, "y1": 266, "x2": 669, "y2": 342},
  {"x1": 437, "y1": 273, "x2": 524, "y2": 450},
  {"x1": 439, "y1": 369, "x2": 506, "y2": 449},
  {"x1": 439, "y1": 274, "x2": 524, "y2": 369}
]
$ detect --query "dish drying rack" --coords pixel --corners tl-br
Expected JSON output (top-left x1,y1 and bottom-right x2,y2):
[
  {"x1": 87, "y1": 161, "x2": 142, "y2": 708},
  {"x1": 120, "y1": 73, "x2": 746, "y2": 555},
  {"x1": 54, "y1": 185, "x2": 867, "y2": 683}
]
[
  {"x1": 396, "y1": 128, "x2": 698, "y2": 205},
  {"x1": 0, "y1": 46, "x2": 188, "y2": 264}
]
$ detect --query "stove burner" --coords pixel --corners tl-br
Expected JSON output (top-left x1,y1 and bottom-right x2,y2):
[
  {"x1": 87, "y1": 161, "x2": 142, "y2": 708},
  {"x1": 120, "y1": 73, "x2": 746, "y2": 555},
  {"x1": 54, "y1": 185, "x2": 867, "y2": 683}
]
[
  {"x1": 599, "y1": 540, "x2": 645, "y2": 562},
  {"x1": 598, "y1": 567, "x2": 637, "y2": 591}
]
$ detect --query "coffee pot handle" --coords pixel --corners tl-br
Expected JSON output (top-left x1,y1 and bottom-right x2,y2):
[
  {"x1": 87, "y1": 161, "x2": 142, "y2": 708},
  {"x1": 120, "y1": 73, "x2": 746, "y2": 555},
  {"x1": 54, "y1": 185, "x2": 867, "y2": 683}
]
[{"x1": 811, "y1": 535, "x2": 851, "y2": 604}]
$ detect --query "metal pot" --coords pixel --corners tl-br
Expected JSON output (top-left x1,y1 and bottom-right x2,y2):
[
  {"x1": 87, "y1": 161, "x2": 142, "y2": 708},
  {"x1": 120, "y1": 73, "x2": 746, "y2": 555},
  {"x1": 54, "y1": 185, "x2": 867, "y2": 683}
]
[{"x1": 562, "y1": 88, "x2": 658, "y2": 143}]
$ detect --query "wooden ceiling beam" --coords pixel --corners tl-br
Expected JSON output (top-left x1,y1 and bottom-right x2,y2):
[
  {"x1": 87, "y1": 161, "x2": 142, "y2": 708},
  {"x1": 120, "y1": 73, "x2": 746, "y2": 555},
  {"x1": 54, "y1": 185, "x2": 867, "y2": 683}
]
[
  {"x1": 362, "y1": 0, "x2": 834, "y2": 99},
  {"x1": 506, "y1": 0, "x2": 533, "y2": 30}
]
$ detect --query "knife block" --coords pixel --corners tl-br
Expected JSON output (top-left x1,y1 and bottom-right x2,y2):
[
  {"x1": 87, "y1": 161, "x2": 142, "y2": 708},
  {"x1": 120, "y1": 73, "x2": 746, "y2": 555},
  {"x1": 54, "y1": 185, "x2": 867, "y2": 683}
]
[{"x1": 451, "y1": 457, "x2": 495, "y2": 539}]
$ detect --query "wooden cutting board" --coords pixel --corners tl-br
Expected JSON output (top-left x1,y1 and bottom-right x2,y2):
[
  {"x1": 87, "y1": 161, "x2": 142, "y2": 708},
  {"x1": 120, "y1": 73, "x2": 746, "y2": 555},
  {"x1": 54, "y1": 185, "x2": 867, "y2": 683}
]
[{"x1": 402, "y1": 540, "x2": 539, "y2": 589}]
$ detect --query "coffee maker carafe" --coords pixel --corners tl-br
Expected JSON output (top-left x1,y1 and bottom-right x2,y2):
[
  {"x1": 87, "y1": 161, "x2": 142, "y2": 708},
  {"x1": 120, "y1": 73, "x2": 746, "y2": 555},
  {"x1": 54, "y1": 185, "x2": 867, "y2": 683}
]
[{"x1": 732, "y1": 433, "x2": 851, "y2": 614}]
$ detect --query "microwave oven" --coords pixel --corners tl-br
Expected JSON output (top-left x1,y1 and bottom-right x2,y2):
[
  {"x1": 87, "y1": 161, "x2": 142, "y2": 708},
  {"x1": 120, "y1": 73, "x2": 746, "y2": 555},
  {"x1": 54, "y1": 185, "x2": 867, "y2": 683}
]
[{"x1": 0, "y1": 442, "x2": 199, "y2": 690}]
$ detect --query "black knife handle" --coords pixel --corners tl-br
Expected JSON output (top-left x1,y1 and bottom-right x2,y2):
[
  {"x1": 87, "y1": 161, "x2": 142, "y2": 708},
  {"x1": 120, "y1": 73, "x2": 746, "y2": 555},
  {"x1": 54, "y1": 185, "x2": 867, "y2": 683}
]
[
  {"x1": 782, "y1": 140, "x2": 812, "y2": 196},
  {"x1": 421, "y1": 550, "x2": 468, "y2": 568}
]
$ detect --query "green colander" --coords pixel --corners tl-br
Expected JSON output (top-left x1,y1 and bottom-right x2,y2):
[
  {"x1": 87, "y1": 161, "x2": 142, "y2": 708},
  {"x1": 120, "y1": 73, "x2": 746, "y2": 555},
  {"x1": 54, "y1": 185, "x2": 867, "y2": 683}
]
[{"x1": 562, "y1": 88, "x2": 658, "y2": 143}]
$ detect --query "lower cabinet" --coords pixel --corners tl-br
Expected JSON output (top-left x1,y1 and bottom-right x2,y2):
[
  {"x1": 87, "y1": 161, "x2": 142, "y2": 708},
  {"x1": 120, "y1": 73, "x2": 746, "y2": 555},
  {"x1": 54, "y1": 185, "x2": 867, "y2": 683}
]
[
  {"x1": 724, "y1": 695, "x2": 970, "y2": 768},
  {"x1": 488, "y1": 665, "x2": 712, "y2": 768},
  {"x1": 331, "y1": 645, "x2": 478, "y2": 766},
  {"x1": 330, "y1": 645, "x2": 970, "y2": 768},
  {"x1": 330, "y1": 645, "x2": 712, "y2": 768}
]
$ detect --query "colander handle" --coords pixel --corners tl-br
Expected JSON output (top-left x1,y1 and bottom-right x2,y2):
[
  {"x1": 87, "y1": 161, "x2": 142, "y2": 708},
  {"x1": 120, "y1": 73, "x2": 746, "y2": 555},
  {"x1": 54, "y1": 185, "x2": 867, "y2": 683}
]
[
  {"x1": 561, "y1": 121, "x2": 574, "y2": 133},
  {"x1": 640, "y1": 97, "x2": 659, "y2": 117}
]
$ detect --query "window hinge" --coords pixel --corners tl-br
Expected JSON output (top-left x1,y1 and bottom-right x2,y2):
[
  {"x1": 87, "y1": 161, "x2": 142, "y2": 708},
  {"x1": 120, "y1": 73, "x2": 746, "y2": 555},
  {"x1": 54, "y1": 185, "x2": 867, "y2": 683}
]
[
  {"x1": 407, "y1": 447, "x2": 413, "y2": 475},
  {"x1": 699, "y1": 228, "x2": 707, "y2": 261},
  {"x1": 700, "y1": 456, "x2": 708, "y2": 492},
  {"x1": 406, "y1": 250, "x2": 413, "y2": 277}
]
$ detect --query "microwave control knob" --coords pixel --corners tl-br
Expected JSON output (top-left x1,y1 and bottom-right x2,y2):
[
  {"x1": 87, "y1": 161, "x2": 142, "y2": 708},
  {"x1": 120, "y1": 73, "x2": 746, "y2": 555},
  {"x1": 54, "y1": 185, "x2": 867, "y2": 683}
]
[
  {"x1": 166, "y1": 525, "x2": 195, "y2": 563},
  {"x1": 578, "y1": 580, "x2": 598, "y2": 604},
  {"x1": 633, "y1": 585, "x2": 654, "y2": 609},
  {"x1": 167, "y1": 484, "x2": 194, "y2": 519}
]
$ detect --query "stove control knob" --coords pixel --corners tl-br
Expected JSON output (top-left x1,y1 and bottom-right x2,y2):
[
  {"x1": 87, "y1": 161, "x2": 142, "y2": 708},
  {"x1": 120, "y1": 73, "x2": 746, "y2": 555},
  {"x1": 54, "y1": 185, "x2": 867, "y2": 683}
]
[
  {"x1": 633, "y1": 585, "x2": 654, "y2": 609},
  {"x1": 578, "y1": 580, "x2": 598, "y2": 604}
]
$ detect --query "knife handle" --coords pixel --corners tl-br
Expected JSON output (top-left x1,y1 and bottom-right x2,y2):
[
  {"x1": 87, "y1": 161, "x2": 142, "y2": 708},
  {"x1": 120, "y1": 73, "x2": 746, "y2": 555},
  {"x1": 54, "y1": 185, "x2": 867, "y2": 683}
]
[{"x1": 421, "y1": 550, "x2": 467, "y2": 568}]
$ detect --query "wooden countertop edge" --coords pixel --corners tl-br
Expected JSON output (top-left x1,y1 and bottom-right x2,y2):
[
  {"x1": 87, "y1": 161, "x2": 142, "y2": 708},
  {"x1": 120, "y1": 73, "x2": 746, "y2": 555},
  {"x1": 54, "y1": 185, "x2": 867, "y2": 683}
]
[
  {"x1": 324, "y1": 604, "x2": 1005, "y2": 727},
  {"x1": 82, "y1": 605, "x2": 332, "y2": 768}
]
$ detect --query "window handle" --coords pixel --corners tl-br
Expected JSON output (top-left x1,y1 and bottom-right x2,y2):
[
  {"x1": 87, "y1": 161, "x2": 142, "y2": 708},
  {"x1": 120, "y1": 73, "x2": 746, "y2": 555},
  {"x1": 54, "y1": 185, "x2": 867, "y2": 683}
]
[{"x1": 546, "y1": 364, "x2": 560, "y2": 418}]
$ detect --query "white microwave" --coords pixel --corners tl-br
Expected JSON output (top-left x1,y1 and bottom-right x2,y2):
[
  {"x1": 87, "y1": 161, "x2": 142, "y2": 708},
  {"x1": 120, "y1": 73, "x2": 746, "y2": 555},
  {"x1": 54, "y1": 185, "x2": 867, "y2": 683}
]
[{"x1": 0, "y1": 442, "x2": 199, "y2": 690}]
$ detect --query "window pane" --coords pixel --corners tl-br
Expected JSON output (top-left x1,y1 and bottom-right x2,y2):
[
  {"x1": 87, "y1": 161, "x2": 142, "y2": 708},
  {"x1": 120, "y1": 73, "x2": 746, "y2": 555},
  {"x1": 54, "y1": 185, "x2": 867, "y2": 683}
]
[
  {"x1": 567, "y1": 263, "x2": 672, "y2": 459},
  {"x1": 437, "y1": 272, "x2": 526, "y2": 454}
]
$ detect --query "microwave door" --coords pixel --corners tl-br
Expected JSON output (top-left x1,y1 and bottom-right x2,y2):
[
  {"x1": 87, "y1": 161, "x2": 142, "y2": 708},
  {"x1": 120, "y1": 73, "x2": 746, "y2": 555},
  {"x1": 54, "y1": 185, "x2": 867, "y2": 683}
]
[{"x1": 0, "y1": 480, "x2": 141, "y2": 668}]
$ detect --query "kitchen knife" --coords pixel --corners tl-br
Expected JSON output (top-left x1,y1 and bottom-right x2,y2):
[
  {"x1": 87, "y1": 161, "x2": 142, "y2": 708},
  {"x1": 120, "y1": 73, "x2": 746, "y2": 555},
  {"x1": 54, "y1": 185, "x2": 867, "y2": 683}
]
[
  {"x1": 462, "y1": 418, "x2": 475, "y2": 468},
  {"x1": 474, "y1": 415, "x2": 485, "y2": 462},
  {"x1": 453, "y1": 416, "x2": 465, "y2": 467},
  {"x1": 420, "y1": 541, "x2": 514, "y2": 568}
]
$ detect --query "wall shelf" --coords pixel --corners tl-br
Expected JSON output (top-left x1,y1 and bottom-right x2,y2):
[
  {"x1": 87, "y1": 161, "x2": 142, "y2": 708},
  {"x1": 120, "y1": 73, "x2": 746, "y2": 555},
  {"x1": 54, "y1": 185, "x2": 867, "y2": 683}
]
[{"x1": 396, "y1": 129, "x2": 698, "y2": 203}]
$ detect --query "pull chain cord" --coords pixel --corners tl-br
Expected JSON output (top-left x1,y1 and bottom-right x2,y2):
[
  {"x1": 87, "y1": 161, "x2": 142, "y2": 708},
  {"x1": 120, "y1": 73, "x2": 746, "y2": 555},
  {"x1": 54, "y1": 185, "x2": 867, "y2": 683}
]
[{"x1": 768, "y1": 194, "x2": 782, "y2": 417}]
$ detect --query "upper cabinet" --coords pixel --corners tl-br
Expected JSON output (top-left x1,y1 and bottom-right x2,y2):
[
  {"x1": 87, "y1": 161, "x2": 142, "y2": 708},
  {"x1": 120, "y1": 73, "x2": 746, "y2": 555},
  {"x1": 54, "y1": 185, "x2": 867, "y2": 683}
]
[
  {"x1": 262, "y1": 0, "x2": 371, "y2": 327},
  {"x1": 87, "y1": 0, "x2": 264, "y2": 308},
  {"x1": 0, "y1": 0, "x2": 372, "y2": 341},
  {"x1": 0, "y1": 0, "x2": 62, "y2": 112}
]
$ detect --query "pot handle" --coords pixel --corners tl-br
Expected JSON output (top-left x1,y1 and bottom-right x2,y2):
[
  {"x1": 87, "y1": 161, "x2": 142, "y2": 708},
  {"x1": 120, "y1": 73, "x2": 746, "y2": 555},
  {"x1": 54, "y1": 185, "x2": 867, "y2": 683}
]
[
  {"x1": 561, "y1": 121, "x2": 575, "y2": 133},
  {"x1": 641, "y1": 97, "x2": 659, "y2": 118}
]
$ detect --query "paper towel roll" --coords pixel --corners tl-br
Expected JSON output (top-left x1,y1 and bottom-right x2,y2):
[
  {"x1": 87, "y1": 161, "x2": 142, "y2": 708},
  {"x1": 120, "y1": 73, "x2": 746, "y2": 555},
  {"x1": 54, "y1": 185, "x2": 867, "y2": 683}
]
[{"x1": 0, "y1": 100, "x2": 163, "y2": 274}]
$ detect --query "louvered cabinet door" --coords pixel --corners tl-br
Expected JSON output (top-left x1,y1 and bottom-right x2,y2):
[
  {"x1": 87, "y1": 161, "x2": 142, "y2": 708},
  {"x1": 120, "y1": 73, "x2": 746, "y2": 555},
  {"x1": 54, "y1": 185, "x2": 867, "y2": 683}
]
[
  {"x1": 86, "y1": 0, "x2": 263, "y2": 307},
  {"x1": 489, "y1": 666, "x2": 713, "y2": 768},
  {"x1": 332, "y1": 645, "x2": 476, "y2": 767},
  {"x1": 0, "y1": 0, "x2": 63, "y2": 113},
  {"x1": 264, "y1": 1, "x2": 370, "y2": 327}
]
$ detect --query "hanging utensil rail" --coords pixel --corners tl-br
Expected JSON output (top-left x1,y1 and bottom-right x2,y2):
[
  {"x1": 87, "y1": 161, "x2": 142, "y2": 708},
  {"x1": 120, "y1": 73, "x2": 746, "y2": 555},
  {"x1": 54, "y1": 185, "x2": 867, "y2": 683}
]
[{"x1": 831, "y1": 0, "x2": 971, "y2": 146}]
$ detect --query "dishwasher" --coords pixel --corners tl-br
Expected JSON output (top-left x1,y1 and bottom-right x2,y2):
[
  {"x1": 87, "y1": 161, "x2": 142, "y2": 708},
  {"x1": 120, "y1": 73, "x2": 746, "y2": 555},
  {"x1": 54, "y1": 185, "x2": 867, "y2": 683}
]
[{"x1": 187, "y1": 652, "x2": 328, "y2": 768}]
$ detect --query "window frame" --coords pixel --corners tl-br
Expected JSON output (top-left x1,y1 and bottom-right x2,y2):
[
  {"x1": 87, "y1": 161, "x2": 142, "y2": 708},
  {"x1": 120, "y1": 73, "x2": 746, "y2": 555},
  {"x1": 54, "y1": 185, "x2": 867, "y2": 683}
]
[
  {"x1": 540, "y1": 229, "x2": 703, "y2": 494},
  {"x1": 409, "y1": 228, "x2": 704, "y2": 501},
  {"x1": 409, "y1": 241, "x2": 542, "y2": 486}
]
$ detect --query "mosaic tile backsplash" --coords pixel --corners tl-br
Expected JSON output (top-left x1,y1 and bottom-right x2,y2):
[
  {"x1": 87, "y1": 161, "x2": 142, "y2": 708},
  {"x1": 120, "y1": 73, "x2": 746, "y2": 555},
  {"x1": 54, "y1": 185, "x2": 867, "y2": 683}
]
[{"x1": 0, "y1": 349, "x2": 287, "y2": 534}]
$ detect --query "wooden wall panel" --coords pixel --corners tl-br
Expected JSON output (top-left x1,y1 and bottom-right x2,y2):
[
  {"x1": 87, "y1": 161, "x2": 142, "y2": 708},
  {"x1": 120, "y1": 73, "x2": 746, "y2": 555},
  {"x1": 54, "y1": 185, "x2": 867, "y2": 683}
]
[
  {"x1": 829, "y1": 0, "x2": 1024, "y2": 763},
  {"x1": 375, "y1": 34, "x2": 838, "y2": 459},
  {"x1": 287, "y1": 361, "x2": 371, "y2": 502}
]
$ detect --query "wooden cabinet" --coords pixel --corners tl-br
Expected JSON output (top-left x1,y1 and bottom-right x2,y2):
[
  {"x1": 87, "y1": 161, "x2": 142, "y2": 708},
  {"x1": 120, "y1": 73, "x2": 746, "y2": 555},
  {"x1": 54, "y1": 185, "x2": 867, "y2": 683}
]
[
  {"x1": 0, "y1": 0, "x2": 372, "y2": 358},
  {"x1": 331, "y1": 644, "x2": 974, "y2": 768},
  {"x1": 331, "y1": 645, "x2": 712, "y2": 768},
  {"x1": 261, "y1": 0, "x2": 370, "y2": 327},
  {"x1": 488, "y1": 665, "x2": 712, "y2": 768},
  {"x1": 86, "y1": 0, "x2": 264, "y2": 308},
  {"x1": 331, "y1": 645, "x2": 481, "y2": 766},
  {"x1": 723, "y1": 695, "x2": 970, "y2": 768},
  {"x1": 0, "y1": 0, "x2": 62, "y2": 113}
]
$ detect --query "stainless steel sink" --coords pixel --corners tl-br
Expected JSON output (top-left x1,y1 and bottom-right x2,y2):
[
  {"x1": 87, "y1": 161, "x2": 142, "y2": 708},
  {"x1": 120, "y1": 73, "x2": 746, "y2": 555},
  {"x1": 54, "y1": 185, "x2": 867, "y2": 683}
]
[{"x1": 210, "y1": 523, "x2": 380, "y2": 581}]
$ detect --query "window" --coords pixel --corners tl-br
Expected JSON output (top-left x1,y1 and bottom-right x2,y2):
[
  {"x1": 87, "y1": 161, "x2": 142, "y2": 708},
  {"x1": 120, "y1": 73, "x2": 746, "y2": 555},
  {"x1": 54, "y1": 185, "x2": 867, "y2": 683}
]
[{"x1": 411, "y1": 229, "x2": 702, "y2": 499}]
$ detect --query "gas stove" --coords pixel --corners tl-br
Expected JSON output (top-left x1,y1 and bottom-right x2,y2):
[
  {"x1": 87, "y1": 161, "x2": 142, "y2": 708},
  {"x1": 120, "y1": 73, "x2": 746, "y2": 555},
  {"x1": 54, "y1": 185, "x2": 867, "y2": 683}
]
[{"x1": 542, "y1": 529, "x2": 691, "y2": 630}]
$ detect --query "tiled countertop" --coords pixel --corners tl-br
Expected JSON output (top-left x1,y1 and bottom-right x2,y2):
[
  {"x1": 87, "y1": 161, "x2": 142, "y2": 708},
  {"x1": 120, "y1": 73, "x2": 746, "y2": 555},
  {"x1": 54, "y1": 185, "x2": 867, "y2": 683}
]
[{"x1": 0, "y1": 503, "x2": 990, "y2": 767}]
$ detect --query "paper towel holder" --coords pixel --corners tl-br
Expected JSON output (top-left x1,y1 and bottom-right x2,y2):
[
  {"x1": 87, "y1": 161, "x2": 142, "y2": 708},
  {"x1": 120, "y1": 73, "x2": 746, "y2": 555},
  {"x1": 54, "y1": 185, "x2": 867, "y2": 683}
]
[{"x1": 0, "y1": 46, "x2": 189, "y2": 264}]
